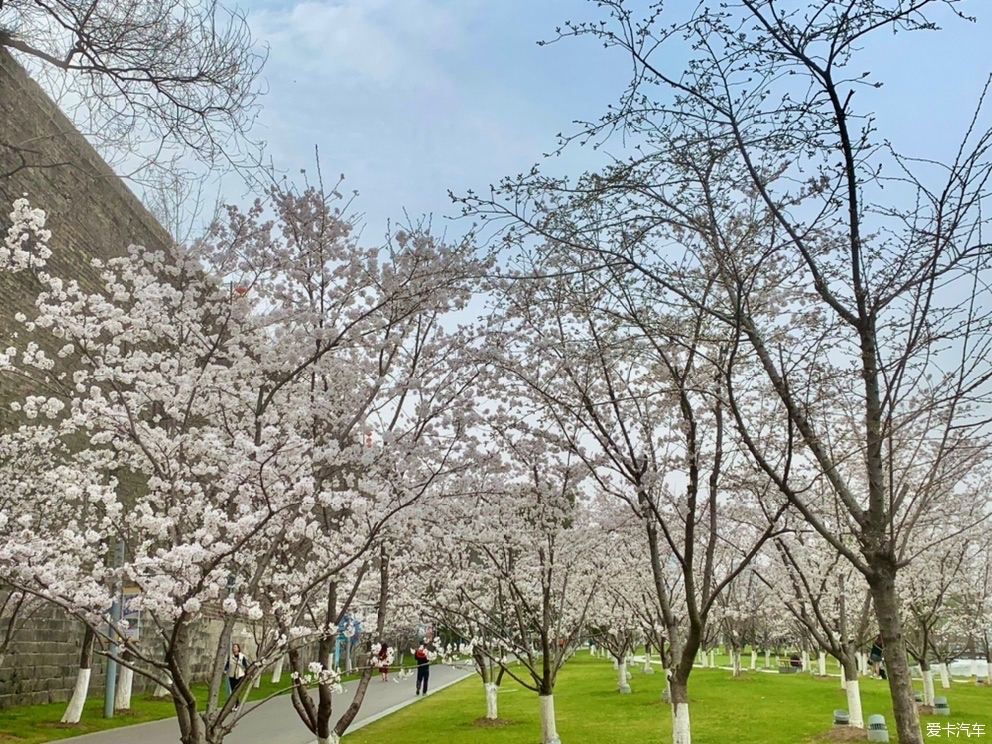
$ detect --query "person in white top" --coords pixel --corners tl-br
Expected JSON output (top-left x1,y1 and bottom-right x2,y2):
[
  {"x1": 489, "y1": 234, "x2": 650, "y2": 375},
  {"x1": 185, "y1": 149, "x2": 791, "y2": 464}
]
[{"x1": 226, "y1": 643, "x2": 250, "y2": 705}]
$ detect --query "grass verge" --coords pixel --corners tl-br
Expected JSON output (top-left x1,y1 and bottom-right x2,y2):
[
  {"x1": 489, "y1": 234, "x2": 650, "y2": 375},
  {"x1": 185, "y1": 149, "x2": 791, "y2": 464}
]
[{"x1": 345, "y1": 654, "x2": 992, "y2": 744}]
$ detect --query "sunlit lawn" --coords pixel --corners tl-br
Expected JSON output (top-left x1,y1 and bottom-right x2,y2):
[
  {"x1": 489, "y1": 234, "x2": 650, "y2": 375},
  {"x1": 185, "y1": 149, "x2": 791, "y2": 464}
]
[{"x1": 347, "y1": 654, "x2": 992, "y2": 744}]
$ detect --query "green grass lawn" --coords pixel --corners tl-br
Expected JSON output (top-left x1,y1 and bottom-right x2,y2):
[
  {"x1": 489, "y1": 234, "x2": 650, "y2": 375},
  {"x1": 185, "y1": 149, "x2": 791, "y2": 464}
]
[
  {"x1": 3, "y1": 656, "x2": 989, "y2": 743},
  {"x1": 347, "y1": 654, "x2": 992, "y2": 744},
  {"x1": 0, "y1": 672, "x2": 312, "y2": 744}
]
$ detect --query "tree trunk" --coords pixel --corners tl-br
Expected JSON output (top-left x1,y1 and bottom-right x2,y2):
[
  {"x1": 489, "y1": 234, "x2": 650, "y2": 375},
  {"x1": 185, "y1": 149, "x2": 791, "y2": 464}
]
[
  {"x1": 271, "y1": 656, "x2": 285, "y2": 684},
  {"x1": 169, "y1": 622, "x2": 208, "y2": 744},
  {"x1": 869, "y1": 572, "x2": 923, "y2": 744},
  {"x1": 842, "y1": 655, "x2": 864, "y2": 729},
  {"x1": 750, "y1": 650, "x2": 757, "y2": 670},
  {"x1": 801, "y1": 650, "x2": 809, "y2": 672},
  {"x1": 153, "y1": 672, "x2": 172, "y2": 698},
  {"x1": 732, "y1": 650, "x2": 741, "y2": 677},
  {"x1": 708, "y1": 650, "x2": 716, "y2": 667},
  {"x1": 937, "y1": 662, "x2": 950, "y2": 689},
  {"x1": 764, "y1": 650, "x2": 770, "y2": 668},
  {"x1": 921, "y1": 661, "x2": 935, "y2": 707},
  {"x1": 617, "y1": 658, "x2": 631, "y2": 693},
  {"x1": 671, "y1": 678, "x2": 692, "y2": 744},
  {"x1": 485, "y1": 682, "x2": 499, "y2": 719},
  {"x1": 539, "y1": 694, "x2": 560, "y2": 744},
  {"x1": 61, "y1": 625, "x2": 95, "y2": 724},
  {"x1": 818, "y1": 652, "x2": 827, "y2": 677},
  {"x1": 114, "y1": 664, "x2": 133, "y2": 711}
]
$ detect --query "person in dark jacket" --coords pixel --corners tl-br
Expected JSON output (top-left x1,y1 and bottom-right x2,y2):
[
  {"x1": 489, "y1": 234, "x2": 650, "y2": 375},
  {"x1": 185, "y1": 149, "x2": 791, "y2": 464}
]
[
  {"x1": 870, "y1": 635, "x2": 884, "y2": 678},
  {"x1": 414, "y1": 643, "x2": 432, "y2": 695}
]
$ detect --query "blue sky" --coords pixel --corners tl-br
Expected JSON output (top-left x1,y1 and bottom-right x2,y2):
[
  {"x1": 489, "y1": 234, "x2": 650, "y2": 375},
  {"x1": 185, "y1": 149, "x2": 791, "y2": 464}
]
[{"x1": 240, "y1": 0, "x2": 992, "y2": 240}]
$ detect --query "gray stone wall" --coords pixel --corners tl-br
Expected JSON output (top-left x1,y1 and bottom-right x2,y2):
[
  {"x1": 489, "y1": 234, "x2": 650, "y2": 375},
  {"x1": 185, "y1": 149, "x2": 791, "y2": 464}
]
[
  {"x1": 0, "y1": 598, "x2": 248, "y2": 708},
  {"x1": 0, "y1": 45, "x2": 172, "y2": 428},
  {"x1": 0, "y1": 600, "x2": 109, "y2": 708},
  {"x1": 0, "y1": 46, "x2": 176, "y2": 708}
]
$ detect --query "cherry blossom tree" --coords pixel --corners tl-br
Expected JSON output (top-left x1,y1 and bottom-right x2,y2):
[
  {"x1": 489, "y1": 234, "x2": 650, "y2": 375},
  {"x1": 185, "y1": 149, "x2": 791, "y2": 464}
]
[
  {"x1": 459, "y1": 4, "x2": 992, "y2": 742},
  {"x1": 903, "y1": 533, "x2": 981, "y2": 704},
  {"x1": 424, "y1": 434, "x2": 602, "y2": 744},
  {"x1": 198, "y1": 184, "x2": 486, "y2": 744},
  {"x1": 758, "y1": 523, "x2": 876, "y2": 727},
  {"x1": 466, "y1": 0, "x2": 992, "y2": 744},
  {"x1": 585, "y1": 533, "x2": 646, "y2": 694},
  {"x1": 477, "y1": 264, "x2": 787, "y2": 744},
  {"x1": 0, "y1": 186, "x2": 483, "y2": 743}
]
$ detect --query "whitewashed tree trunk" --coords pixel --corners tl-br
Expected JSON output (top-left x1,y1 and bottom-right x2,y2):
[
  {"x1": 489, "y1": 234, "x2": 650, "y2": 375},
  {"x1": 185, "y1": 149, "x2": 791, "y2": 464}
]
[
  {"x1": 61, "y1": 668, "x2": 91, "y2": 723},
  {"x1": 818, "y1": 652, "x2": 827, "y2": 677},
  {"x1": 316, "y1": 734, "x2": 340, "y2": 744},
  {"x1": 642, "y1": 649, "x2": 654, "y2": 674},
  {"x1": 764, "y1": 650, "x2": 770, "y2": 668},
  {"x1": 922, "y1": 668, "x2": 935, "y2": 707},
  {"x1": 61, "y1": 627, "x2": 95, "y2": 725},
  {"x1": 750, "y1": 650, "x2": 757, "y2": 670},
  {"x1": 612, "y1": 656, "x2": 619, "y2": 670},
  {"x1": 971, "y1": 659, "x2": 979, "y2": 680},
  {"x1": 700, "y1": 651, "x2": 708, "y2": 668},
  {"x1": 801, "y1": 651, "x2": 809, "y2": 672},
  {"x1": 114, "y1": 666, "x2": 133, "y2": 710},
  {"x1": 846, "y1": 678, "x2": 864, "y2": 729},
  {"x1": 708, "y1": 650, "x2": 716, "y2": 667},
  {"x1": 673, "y1": 702, "x2": 691, "y2": 744},
  {"x1": 617, "y1": 659, "x2": 631, "y2": 693},
  {"x1": 938, "y1": 663, "x2": 950, "y2": 689},
  {"x1": 271, "y1": 656, "x2": 285, "y2": 684},
  {"x1": 732, "y1": 650, "x2": 742, "y2": 677},
  {"x1": 153, "y1": 674, "x2": 171, "y2": 698},
  {"x1": 153, "y1": 672, "x2": 172, "y2": 698},
  {"x1": 840, "y1": 673, "x2": 847, "y2": 690},
  {"x1": 485, "y1": 682, "x2": 499, "y2": 719},
  {"x1": 539, "y1": 695, "x2": 560, "y2": 744}
]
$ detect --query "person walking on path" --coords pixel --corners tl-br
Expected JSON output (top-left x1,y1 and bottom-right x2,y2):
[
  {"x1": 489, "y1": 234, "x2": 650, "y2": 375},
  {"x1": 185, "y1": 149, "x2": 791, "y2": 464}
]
[
  {"x1": 376, "y1": 642, "x2": 392, "y2": 682},
  {"x1": 226, "y1": 643, "x2": 250, "y2": 708},
  {"x1": 414, "y1": 643, "x2": 432, "y2": 696}
]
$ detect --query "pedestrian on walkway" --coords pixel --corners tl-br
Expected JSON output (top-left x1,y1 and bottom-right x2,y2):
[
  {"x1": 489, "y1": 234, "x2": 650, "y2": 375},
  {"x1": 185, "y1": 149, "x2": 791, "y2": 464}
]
[
  {"x1": 226, "y1": 643, "x2": 250, "y2": 707},
  {"x1": 376, "y1": 642, "x2": 392, "y2": 682},
  {"x1": 414, "y1": 643, "x2": 432, "y2": 695}
]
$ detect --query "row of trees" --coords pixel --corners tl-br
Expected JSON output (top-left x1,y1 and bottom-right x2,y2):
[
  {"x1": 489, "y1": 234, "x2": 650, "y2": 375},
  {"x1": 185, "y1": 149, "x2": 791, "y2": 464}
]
[
  {"x1": 1, "y1": 179, "x2": 990, "y2": 744},
  {"x1": 446, "y1": 2, "x2": 992, "y2": 742}
]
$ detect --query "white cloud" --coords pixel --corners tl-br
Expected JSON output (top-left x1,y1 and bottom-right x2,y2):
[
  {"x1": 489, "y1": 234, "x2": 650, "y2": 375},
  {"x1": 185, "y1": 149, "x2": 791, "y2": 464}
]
[{"x1": 251, "y1": 0, "x2": 463, "y2": 89}]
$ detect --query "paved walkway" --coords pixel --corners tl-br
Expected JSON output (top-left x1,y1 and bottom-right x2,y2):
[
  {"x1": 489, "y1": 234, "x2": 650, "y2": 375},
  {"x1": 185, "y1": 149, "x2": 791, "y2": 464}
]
[{"x1": 60, "y1": 663, "x2": 476, "y2": 744}]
